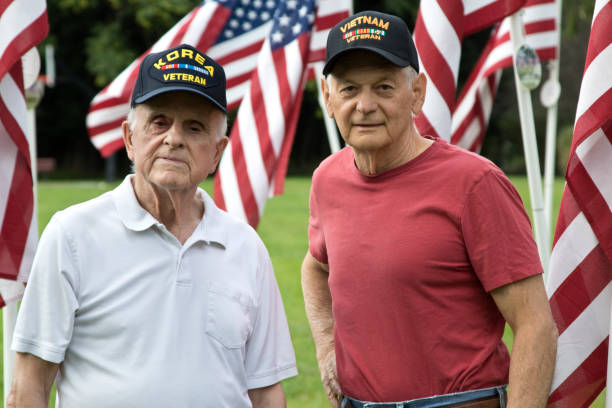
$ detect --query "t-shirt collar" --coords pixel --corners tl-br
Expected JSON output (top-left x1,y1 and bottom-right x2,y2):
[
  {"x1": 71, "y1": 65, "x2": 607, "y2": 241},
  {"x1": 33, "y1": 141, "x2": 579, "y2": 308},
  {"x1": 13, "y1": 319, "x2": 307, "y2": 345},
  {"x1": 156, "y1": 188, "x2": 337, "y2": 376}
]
[{"x1": 112, "y1": 175, "x2": 227, "y2": 248}]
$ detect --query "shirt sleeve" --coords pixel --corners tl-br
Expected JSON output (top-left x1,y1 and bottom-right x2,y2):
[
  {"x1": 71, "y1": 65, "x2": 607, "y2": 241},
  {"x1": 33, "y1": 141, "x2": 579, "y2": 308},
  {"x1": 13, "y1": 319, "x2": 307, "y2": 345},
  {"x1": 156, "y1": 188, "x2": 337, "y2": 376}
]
[
  {"x1": 244, "y1": 240, "x2": 297, "y2": 389},
  {"x1": 307, "y1": 180, "x2": 328, "y2": 264},
  {"x1": 461, "y1": 168, "x2": 544, "y2": 292},
  {"x1": 12, "y1": 212, "x2": 79, "y2": 364}
]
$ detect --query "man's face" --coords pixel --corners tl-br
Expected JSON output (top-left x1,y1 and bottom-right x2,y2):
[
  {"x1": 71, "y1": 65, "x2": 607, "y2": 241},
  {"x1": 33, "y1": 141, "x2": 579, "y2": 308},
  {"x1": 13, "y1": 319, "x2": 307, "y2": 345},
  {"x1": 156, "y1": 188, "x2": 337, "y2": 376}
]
[
  {"x1": 123, "y1": 91, "x2": 228, "y2": 192},
  {"x1": 322, "y1": 51, "x2": 425, "y2": 153}
]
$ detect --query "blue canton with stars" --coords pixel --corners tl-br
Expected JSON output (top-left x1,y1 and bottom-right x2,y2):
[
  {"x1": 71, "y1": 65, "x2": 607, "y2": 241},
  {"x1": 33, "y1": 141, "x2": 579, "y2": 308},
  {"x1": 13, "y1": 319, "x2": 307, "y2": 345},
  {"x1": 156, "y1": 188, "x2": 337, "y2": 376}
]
[
  {"x1": 209, "y1": 0, "x2": 315, "y2": 48},
  {"x1": 210, "y1": 0, "x2": 279, "y2": 42},
  {"x1": 268, "y1": 0, "x2": 315, "y2": 49}
]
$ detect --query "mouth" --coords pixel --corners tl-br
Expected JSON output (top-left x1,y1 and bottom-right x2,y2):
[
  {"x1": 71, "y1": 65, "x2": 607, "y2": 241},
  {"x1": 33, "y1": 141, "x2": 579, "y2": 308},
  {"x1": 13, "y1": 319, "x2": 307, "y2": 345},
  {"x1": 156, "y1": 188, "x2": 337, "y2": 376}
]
[
  {"x1": 353, "y1": 123, "x2": 382, "y2": 129},
  {"x1": 157, "y1": 156, "x2": 186, "y2": 165}
]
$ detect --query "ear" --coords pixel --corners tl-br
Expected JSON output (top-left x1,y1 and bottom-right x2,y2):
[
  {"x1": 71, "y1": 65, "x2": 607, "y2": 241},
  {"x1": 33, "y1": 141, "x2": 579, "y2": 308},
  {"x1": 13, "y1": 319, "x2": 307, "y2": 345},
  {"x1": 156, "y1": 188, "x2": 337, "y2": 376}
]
[
  {"x1": 211, "y1": 136, "x2": 229, "y2": 172},
  {"x1": 122, "y1": 121, "x2": 135, "y2": 161},
  {"x1": 320, "y1": 77, "x2": 334, "y2": 119},
  {"x1": 411, "y1": 72, "x2": 427, "y2": 116}
]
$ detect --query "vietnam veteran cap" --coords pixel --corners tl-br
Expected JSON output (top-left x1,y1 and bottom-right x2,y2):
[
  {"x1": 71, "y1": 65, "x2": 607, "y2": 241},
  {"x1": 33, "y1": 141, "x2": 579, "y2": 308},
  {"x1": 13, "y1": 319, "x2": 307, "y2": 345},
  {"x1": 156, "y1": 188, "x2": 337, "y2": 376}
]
[
  {"x1": 323, "y1": 11, "x2": 419, "y2": 75},
  {"x1": 131, "y1": 44, "x2": 227, "y2": 112}
]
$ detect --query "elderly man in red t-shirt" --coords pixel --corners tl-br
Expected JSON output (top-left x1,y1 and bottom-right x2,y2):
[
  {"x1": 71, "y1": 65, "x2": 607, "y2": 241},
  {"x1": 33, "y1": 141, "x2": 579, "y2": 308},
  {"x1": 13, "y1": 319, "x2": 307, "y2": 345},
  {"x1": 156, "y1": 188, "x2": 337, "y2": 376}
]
[{"x1": 301, "y1": 10, "x2": 558, "y2": 408}]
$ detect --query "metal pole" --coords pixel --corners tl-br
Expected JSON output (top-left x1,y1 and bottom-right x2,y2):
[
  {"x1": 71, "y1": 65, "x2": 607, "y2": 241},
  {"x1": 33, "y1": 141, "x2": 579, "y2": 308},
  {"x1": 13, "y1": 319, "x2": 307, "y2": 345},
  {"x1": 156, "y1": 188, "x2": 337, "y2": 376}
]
[
  {"x1": 542, "y1": 0, "x2": 563, "y2": 239},
  {"x1": 508, "y1": 12, "x2": 550, "y2": 274}
]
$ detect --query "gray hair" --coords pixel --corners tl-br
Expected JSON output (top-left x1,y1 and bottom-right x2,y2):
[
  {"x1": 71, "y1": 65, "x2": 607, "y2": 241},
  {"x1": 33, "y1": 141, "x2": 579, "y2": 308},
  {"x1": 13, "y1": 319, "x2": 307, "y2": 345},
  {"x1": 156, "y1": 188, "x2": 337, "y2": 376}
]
[
  {"x1": 127, "y1": 105, "x2": 228, "y2": 141},
  {"x1": 326, "y1": 65, "x2": 418, "y2": 88}
]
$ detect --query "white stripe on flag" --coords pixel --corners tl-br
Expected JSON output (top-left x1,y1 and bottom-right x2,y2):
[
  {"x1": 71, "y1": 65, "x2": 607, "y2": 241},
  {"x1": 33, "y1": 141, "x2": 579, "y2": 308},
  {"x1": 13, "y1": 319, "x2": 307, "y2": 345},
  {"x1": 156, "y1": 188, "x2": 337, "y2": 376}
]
[
  {"x1": 236, "y1": 94, "x2": 269, "y2": 214},
  {"x1": 575, "y1": 44, "x2": 612, "y2": 120},
  {"x1": 218, "y1": 144, "x2": 248, "y2": 223},
  {"x1": 550, "y1": 282, "x2": 612, "y2": 391},
  {"x1": 0, "y1": 0, "x2": 46, "y2": 57},
  {"x1": 91, "y1": 128, "x2": 124, "y2": 150},
  {"x1": 420, "y1": 0, "x2": 462, "y2": 81},
  {"x1": 463, "y1": 0, "x2": 496, "y2": 15},
  {"x1": 258, "y1": 45, "x2": 285, "y2": 157},
  {"x1": 546, "y1": 212, "x2": 599, "y2": 296},
  {"x1": 419, "y1": 64, "x2": 452, "y2": 140},
  {"x1": 576, "y1": 128, "x2": 612, "y2": 211},
  {"x1": 86, "y1": 103, "x2": 130, "y2": 128},
  {"x1": 181, "y1": 6, "x2": 217, "y2": 44}
]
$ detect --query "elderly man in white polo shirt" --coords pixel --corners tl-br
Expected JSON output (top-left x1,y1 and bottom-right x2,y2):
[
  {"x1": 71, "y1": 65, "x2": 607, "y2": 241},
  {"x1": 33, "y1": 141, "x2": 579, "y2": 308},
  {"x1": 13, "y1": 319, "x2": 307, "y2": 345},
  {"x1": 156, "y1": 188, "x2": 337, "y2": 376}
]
[{"x1": 8, "y1": 44, "x2": 297, "y2": 408}]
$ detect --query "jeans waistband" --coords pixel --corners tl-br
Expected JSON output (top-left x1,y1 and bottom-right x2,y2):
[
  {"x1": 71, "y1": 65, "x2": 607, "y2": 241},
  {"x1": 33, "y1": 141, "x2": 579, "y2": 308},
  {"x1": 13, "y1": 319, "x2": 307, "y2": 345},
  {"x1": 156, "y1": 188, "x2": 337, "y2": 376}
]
[{"x1": 341, "y1": 385, "x2": 507, "y2": 408}]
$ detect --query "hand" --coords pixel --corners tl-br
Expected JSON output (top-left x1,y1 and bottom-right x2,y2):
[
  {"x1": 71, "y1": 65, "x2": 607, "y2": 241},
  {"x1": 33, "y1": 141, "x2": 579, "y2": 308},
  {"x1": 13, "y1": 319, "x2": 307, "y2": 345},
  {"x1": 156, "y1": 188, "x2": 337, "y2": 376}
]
[{"x1": 318, "y1": 349, "x2": 342, "y2": 408}]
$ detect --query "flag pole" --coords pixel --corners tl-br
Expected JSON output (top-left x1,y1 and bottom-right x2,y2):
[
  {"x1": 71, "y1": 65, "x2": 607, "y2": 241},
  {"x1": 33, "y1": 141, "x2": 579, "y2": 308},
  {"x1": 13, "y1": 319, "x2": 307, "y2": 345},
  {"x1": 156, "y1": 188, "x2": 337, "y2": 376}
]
[
  {"x1": 542, "y1": 0, "x2": 563, "y2": 238},
  {"x1": 313, "y1": 61, "x2": 341, "y2": 154},
  {"x1": 508, "y1": 11, "x2": 550, "y2": 274}
]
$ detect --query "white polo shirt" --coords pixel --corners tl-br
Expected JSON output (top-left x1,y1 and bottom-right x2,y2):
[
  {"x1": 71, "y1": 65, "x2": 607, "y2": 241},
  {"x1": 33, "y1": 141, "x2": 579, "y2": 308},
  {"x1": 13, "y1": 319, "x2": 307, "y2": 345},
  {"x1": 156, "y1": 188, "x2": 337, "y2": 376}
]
[{"x1": 12, "y1": 176, "x2": 297, "y2": 408}]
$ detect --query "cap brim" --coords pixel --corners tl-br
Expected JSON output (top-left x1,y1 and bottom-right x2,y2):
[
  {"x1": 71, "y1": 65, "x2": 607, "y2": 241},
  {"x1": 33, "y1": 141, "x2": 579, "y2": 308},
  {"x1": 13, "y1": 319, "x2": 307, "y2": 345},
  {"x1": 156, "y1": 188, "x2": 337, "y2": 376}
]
[
  {"x1": 323, "y1": 46, "x2": 412, "y2": 76},
  {"x1": 132, "y1": 86, "x2": 226, "y2": 113}
]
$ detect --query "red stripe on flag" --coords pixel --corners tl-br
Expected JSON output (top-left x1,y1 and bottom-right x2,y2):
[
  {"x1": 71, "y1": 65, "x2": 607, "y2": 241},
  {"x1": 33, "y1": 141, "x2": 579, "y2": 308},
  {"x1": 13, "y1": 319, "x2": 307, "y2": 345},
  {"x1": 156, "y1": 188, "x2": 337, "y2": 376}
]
[
  {"x1": 572, "y1": 88, "x2": 612, "y2": 149},
  {"x1": 0, "y1": 11, "x2": 49, "y2": 78},
  {"x1": 215, "y1": 40, "x2": 266, "y2": 66},
  {"x1": 0, "y1": 154, "x2": 34, "y2": 280},
  {"x1": 230, "y1": 122, "x2": 260, "y2": 227},
  {"x1": 414, "y1": 10, "x2": 457, "y2": 109},
  {"x1": 213, "y1": 172, "x2": 227, "y2": 211},
  {"x1": 99, "y1": 138, "x2": 128, "y2": 158},
  {"x1": 547, "y1": 339, "x2": 608, "y2": 408},
  {"x1": 0, "y1": 66, "x2": 29, "y2": 161},
  {"x1": 195, "y1": 5, "x2": 232, "y2": 52},
  {"x1": 437, "y1": 0, "x2": 464, "y2": 38},
  {"x1": 249, "y1": 71, "x2": 275, "y2": 181},
  {"x1": 464, "y1": 0, "x2": 525, "y2": 36},
  {"x1": 583, "y1": 4, "x2": 612, "y2": 72},
  {"x1": 548, "y1": 245, "x2": 612, "y2": 335}
]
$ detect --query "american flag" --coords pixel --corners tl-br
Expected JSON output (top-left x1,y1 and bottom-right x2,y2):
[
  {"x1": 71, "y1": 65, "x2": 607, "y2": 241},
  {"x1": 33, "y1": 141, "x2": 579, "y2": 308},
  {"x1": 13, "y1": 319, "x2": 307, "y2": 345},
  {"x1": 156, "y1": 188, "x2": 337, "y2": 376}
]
[
  {"x1": 86, "y1": 0, "x2": 350, "y2": 157},
  {"x1": 0, "y1": 0, "x2": 48, "y2": 306},
  {"x1": 413, "y1": 0, "x2": 525, "y2": 141},
  {"x1": 213, "y1": 0, "x2": 316, "y2": 227},
  {"x1": 546, "y1": 1, "x2": 612, "y2": 406},
  {"x1": 451, "y1": 0, "x2": 558, "y2": 152}
]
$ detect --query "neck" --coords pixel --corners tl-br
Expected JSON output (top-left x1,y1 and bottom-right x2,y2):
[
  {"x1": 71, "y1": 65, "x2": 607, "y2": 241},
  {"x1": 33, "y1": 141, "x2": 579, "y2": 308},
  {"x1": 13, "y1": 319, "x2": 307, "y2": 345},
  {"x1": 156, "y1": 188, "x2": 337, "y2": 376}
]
[
  {"x1": 352, "y1": 131, "x2": 433, "y2": 176},
  {"x1": 131, "y1": 175, "x2": 203, "y2": 244}
]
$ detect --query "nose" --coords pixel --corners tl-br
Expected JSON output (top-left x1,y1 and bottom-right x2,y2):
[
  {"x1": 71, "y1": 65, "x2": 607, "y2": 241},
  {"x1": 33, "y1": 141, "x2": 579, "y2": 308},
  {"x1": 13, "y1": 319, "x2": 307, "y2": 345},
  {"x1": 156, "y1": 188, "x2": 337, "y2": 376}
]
[
  {"x1": 355, "y1": 90, "x2": 377, "y2": 115},
  {"x1": 163, "y1": 123, "x2": 185, "y2": 147}
]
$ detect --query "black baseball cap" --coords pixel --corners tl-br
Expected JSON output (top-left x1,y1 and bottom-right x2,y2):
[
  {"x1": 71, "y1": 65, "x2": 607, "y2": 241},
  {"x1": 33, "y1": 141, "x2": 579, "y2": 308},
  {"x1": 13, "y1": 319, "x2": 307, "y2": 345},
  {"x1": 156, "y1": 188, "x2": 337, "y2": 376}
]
[
  {"x1": 131, "y1": 44, "x2": 227, "y2": 112},
  {"x1": 323, "y1": 11, "x2": 419, "y2": 75}
]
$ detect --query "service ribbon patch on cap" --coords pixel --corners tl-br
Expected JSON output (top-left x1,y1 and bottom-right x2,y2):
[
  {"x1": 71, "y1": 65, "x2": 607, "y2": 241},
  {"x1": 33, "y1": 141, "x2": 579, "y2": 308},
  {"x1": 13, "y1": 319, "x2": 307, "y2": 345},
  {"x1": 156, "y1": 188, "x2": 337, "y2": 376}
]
[{"x1": 338, "y1": 14, "x2": 390, "y2": 43}]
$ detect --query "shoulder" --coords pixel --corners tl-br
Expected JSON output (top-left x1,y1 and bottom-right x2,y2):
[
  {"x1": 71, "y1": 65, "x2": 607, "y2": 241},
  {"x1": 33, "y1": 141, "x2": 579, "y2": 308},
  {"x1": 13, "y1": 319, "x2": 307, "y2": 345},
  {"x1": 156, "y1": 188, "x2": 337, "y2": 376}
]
[
  {"x1": 311, "y1": 146, "x2": 353, "y2": 190},
  {"x1": 49, "y1": 190, "x2": 116, "y2": 232},
  {"x1": 433, "y1": 139, "x2": 508, "y2": 186}
]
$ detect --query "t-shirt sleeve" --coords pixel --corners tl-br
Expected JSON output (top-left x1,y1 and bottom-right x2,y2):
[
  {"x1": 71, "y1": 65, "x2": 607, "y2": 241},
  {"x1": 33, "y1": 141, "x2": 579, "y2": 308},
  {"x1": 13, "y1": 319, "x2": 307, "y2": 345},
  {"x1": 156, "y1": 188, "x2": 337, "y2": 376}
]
[
  {"x1": 307, "y1": 181, "x2": 328, "y2": 264},
  {"x1": 244, "y1": 241, "x2": 297, "y2": 389},
  {"x1": 11, "y1": 213, "x2": 79, "y2": 364},
  {"x1": 461, "y1": 168, "x2": 544, "y2": 292}
]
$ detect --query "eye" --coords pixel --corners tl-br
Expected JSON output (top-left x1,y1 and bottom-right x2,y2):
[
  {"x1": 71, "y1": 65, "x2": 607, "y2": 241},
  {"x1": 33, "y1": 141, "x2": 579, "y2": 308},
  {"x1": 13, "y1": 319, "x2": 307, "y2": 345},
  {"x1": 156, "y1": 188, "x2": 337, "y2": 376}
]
[
  {"x1": 378, "y1": 83, "x2": 393, "y2": 91},
  {"x1": 339, "y1": 85, "x2": 357, "y2": 94},
  {"x1": 187, "y1": 121, "x2": 204, "y2": 133}
]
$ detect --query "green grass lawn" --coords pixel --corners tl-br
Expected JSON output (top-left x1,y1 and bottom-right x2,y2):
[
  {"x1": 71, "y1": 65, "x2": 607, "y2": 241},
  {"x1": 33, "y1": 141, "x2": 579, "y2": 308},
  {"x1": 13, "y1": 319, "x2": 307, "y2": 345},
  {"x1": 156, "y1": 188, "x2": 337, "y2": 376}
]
[{"x1": 0, "y1": 176, "x2": 605, "y2": 407}]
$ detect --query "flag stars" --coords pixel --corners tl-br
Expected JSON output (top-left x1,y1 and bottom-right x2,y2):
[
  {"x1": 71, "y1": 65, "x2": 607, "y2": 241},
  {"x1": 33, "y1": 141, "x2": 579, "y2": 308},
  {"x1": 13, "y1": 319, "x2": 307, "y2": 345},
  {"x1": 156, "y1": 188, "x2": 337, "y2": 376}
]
[
  {"x1": 266, "y1": 0, "x2": 275, "y2": 8},
  {"x1": 230, "y1": 19, "x2": 239, "y2": 28},
  {"x1": 307, "y1": 12, "x2": 314, "y2": 24},
  {"x1": 271, "y1": 30, "x2": 284, "y2": 43},
  {"x1": 248, "y1": 10, "x2": 257, "y2": 20},
  {"x1": 224, "y1": 29, "x2": 234, "y2": 37},
  {"x1": 241, "y1": 0, "x2": 250, "y2": 5},
  {"x1": 292, "y1": 22, "x2": 302, "y2": 35},
  {"x1": 261, "y1": 11, "x2": 270, "y2": 20},
  {"x1": 253, "y1": 0, "x2": 263, "y2": 7},
  {"x1": 243, "y1": 21, "x2": 252, "y2": 30},
  {"x1": 279, "y1": 14, "x2": 290, "y2": 26},
  {"x1": 298, "y1": 5, "x2": 308, "y2": 17},
  {"x1": 286, "y1": 0, "x2": 297, "y2": 9},
  {"x1": 235, "y1": 8, "x2": 244, "y2": 17}
]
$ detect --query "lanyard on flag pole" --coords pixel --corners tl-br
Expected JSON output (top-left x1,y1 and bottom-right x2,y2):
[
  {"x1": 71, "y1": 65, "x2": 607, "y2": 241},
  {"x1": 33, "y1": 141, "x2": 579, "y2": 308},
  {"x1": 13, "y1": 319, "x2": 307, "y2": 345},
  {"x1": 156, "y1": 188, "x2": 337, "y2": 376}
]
[{"x1": 508, "y1": 11, "x2": 551, "y2": 276}]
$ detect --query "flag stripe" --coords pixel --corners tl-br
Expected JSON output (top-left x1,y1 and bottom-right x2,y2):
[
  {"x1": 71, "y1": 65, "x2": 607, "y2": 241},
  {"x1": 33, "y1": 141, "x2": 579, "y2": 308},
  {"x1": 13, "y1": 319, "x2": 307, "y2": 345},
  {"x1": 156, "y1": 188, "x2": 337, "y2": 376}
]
[{"x1": 547, "y1": 1, "x2": 612, "y2": 405}]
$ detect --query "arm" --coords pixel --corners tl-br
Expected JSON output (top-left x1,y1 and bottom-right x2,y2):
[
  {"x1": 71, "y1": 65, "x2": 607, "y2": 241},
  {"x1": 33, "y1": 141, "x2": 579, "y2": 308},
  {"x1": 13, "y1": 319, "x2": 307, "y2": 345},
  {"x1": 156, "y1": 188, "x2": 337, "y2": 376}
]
[
  {"x1": 6, "y1": 352, "x2": 60, "y2": 408},
  {"x1": 248, "y1": 382, "x2": 286, "y2": 408},
  {"x1": 490, "y1": 274, "x2": 558, "y2": 408},
  {"x1": 301, "y1": 252, "x2": 342, "y2": 408}
]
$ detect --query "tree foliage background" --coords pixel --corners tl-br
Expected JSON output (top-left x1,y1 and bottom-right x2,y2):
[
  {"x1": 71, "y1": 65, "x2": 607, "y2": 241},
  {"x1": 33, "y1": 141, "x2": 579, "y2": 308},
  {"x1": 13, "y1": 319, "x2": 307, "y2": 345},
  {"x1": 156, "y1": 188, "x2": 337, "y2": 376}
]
[{"x1": 36, "y1": 1, "x2": 593, "y2": 179}]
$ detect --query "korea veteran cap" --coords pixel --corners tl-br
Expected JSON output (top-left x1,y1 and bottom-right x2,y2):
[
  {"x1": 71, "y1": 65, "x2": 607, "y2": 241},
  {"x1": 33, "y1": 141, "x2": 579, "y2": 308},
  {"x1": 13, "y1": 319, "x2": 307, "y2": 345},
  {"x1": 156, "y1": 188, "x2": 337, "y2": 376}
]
[
  {"x1": 323, "y1": 11, "x2": 419, "y2": 75},
  {"x1": 131, "y1": 44, "x2": 227, "y2": 112}
]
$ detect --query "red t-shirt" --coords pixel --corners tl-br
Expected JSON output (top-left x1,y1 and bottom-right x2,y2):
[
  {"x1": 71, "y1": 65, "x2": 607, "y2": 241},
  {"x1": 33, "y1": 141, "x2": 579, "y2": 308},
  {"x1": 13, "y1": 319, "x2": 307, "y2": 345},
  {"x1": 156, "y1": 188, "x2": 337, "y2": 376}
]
[{"x1": 308, "y1": 138, "x2": 543, "y2": 402}]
